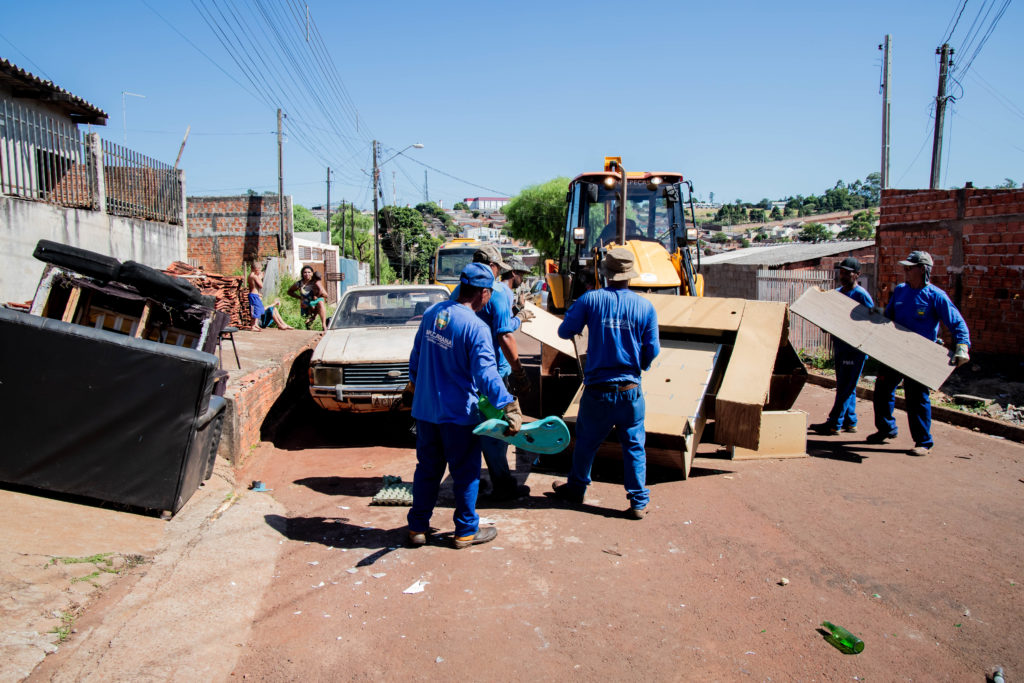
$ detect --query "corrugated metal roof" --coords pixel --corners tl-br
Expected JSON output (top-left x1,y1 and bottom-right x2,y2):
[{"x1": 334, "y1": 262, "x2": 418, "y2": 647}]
[
  {"x1": 700, "y1": 240, "x2": 874, "y2": 266},
  {"x1": 0, "y1": 58, "x2": 108, "y2": 124}
]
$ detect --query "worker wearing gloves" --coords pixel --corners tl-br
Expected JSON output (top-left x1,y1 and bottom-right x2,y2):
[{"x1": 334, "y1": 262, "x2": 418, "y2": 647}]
[
  {"x1": 869, "y1": 250, "x2": 971, "y2": 456},
  {"x1": 450, "y1": 243, "x2": 533, "y2": 501},
  {"x1": 552, "y1": 248, "x2": 660, "y2": 519},
  {"x1": 405, "y1": 263, "x2": 522, "y2": 548},
  {"x1": 810, "y1": 257, "x2": 874, "y2": 435}
]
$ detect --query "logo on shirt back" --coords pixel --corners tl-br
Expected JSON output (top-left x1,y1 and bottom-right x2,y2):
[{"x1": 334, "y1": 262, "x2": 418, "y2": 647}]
[
  {"x1": 435, "y1": 309, "x2": 451, "y2": 331},
  {"x1": 602, "y1": 317, "x2": 630, "y2": 330}
]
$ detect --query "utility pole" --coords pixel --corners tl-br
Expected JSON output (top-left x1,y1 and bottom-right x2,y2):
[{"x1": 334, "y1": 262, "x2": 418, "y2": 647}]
[
  {"x1": 350, "y1": 203, "x2": 355, "y2": 261},
  {"x1": 393, "y1": 170, "x2": 397, "y2": 206},
  {"x1": 424, "y1": 170, "x2": 429, "y2": 203},
  {"x1": 930, "y1": 43, "x2": 953, "y2": 190},
  {"x1": 277, "y1": 108, "x2": 285, "y2": 252},
  {"x1": 325, "y1": 167, "x2": 332, "y2": 236},
  {"x1": 400, "y1": 233, "x2": 405, "y2": 284},
  {"x1": 879, "y1": 35, "x2": 892, "y2": 190},
  {"x1": 340, "y1": 199, "x2": 346, "y2": 260},
  {"x1": 373, "y1": 140, "x2": 380, "y2": 284}
]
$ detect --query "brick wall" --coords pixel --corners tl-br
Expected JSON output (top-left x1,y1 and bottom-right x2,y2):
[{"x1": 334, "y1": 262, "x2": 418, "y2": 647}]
[
  {"x1": 186, "y1": 195, "x2": 293, "y2": 273},
  {"x1": 877, "y1": 187, "x2": 1024, "y2": 355}
]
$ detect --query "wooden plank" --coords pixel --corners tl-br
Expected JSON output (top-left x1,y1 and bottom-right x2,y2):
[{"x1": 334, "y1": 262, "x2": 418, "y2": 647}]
[
  {"x1": 729, "y1": 410, "x2": 808, "y2": 460},
  {"x1": 61, "y1": 285, "x2": 81, "y2": 323},
  {"x1": 639, "y1": 294, "x2": 745, "y2": 334},
  {"x1": 563, "y1": 341, "x2": 722, "y2": 476},
  {"x1": 714, "y1": 300, "x2": 788, "y2": 450},
  {"x1": 134, "y1": 302, "x2": 151, "y2": 339},
  {"x1": 790, "y1": 287, "x2": 955, "y2": 390},
  {"x1": 519, "y1": 301, "x2": 580, "y2": 359}
]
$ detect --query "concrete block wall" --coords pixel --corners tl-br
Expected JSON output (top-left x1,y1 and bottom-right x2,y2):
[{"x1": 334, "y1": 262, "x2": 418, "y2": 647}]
[
  {"x1": 186, "y1": 195, "x2": 292, "y2": 274},
  {"x1": 703, "y1": 263, "x2": 759, "y2": 299},
  {"x1": 877, "y1": 187, "x2": 1024, "y2": 355}
]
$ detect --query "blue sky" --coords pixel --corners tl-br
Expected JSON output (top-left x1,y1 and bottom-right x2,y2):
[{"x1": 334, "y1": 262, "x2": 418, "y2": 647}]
[{"x1": 3, "y1": 1, "x2": 1020, "y2": 211}]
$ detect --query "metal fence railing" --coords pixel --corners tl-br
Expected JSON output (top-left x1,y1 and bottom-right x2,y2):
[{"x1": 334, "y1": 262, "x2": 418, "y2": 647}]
[
  {"x1": 0, "y1": 98, "x2": 94, "y2": 208},
  {"x1": 757, "y1": 268, "x2": 836, "y2": 354},
  {"x1": 101, "y1": 138, "x2": 181, "y2": 224},
  {"x1": 1, "y1": 98, "x2": 182, "y2": 224}
]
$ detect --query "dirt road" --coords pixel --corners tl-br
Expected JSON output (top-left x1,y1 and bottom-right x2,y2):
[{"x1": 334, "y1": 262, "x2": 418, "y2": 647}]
[{"x1": 208, "y1": 384, "x2": 1021, "y2": 681}]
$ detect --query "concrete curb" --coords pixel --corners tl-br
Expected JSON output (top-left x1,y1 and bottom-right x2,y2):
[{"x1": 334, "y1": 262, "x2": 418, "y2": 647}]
[{"x1": 805, "y1": 373, "x2": 1024, "y2": 444}]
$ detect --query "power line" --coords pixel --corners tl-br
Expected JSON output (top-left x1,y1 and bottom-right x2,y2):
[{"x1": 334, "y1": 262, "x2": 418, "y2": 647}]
[
  {"x1": 943, "y1": 0, "x2": 970, "y2": 43},
  {"x1": 399, "y1": 156, "x2": 511, "y2": 197}
]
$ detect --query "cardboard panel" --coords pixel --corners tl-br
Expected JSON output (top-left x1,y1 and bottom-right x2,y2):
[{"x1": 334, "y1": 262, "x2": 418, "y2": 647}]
[
  {"x1": 729, "y1": 410, "x2": 808, "y2": 460},
  {"x1": 714, "y1": 300, "x2": 788, "y2": 450},
  {"x1": 790, "y1": 288, "x2": 955, "y2": 389},
  {"x1": 639, "y1": 294, "x2": 746, "y2": 334},
  {"x1": 519, "y1": 301, "x2": 581, "y2": 359},
  {"x1": 563, "y1": 340, "x2": 722, "y2": 477}
]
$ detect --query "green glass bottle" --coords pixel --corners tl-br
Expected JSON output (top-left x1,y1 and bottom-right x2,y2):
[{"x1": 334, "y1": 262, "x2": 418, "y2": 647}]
[
  {"x1": 477, "y1": 395, "x2": 504, "y2": 420},
  {"x1": 822, "y1": 621, "x2": 865, "y2": 653}
]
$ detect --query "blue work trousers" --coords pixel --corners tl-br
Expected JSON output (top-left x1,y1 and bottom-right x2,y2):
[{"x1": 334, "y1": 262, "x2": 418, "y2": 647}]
[
  {"x1": 480, "y1": 373, "x2": 513, "y2": 486},
  {"x1": 873, "y1": 368, "x2": 933, "y2": 448},
  {"x1": 826, "y1": 349, "x2": 867, "y2": 429},
  {"x1": 407, "y1": 420, "x2": 482, "y2": 538},
  {"x1": 567, "y1": 385, "x2": 649, "y2": 509}
]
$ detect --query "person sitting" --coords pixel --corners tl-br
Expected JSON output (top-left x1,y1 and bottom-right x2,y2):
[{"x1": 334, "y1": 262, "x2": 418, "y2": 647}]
[
  {"x1": 599, "y1": 218, "x2": 640, "y2": 245},
  {"x1": 248, "y1": 261, "x2": 293, "y2": 331}
]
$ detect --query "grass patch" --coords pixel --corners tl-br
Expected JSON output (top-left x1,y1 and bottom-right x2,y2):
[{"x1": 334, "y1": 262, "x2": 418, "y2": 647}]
[
  {"x1": 50, "y1": 552, "x2": 113, "y2": 567},
  {"x1": 798, "y1": 348, "x2": 834, "y2": 372},
  {"x1": 49, "y1": 610, "x2": 78, "y2": 643},
  {"x1": 70, "y1": 571, "x2": 101, "y2": 584}
]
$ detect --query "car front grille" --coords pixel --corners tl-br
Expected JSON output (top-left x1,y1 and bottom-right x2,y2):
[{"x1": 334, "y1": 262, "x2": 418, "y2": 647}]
[{"x1": 343, "y1": 362, "x2": 409, "y2": 386}]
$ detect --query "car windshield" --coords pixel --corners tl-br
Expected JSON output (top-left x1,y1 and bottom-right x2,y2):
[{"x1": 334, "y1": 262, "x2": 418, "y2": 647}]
[
  {"x1": 436, "y1": 247, "x2": 476, "y2": 283},
  {"x1": 573, "y1": 180, "x2": 685, "y2": 253},
  {"x1": 330, "y1": 288, "x2": 448, "y2": 329}
]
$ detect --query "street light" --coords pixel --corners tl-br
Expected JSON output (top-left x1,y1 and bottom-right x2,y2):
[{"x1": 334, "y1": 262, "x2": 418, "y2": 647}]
[{"x1": 373, "y1": 141, "x2": 424, "y2": 284}]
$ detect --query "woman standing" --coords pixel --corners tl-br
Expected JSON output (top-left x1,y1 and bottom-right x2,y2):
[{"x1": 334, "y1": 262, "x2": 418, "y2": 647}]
[{"x1": 288, "y1": 265, "x2": 328, "y2": 330}]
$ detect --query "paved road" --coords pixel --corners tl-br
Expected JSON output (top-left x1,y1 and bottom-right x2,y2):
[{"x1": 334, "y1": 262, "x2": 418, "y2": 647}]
[{"x1": 29, "y1": 383, "x2": 1023, "y2": 681}]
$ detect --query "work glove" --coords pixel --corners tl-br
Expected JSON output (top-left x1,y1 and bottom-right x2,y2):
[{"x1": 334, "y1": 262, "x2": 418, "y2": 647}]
[
  {"x1": 508, "y1": 367, "x2": 532, "y2": 395},
  {"x1": 401, "y1": 381, "x2": 415, "y2": 407},
  {"x1": 515, "y1": 307, "x2": 535, "y2": 325},
  {"x1": 952, "y1": 343, "x2": 970, "y2": 367},
  {"x1": 502, "y1": 398, "x2": 523, "y2": 436}
]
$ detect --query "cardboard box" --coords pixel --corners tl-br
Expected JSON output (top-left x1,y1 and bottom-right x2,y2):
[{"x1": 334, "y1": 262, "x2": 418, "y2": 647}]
[{"x1": 729, "y1": 410, "x2": 807, "y2": 460}]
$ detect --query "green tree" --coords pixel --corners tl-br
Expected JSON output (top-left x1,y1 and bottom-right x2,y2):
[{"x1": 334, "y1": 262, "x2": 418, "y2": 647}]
[
  {"x1": 710, "y1": 231, "x2": 730, "y2": 243},
  {"x1": 379, "y1": 206, "x2": 442, "y2": 282},
  {"x1": 294, "y1": 204, "x2": 326, "y2": 232},
  {"x1": 740, "y1": 237, "x2": 751, "y2": 248},
  {"x1": 504, "y1": 177, "x2": 571, "y2": 260},
  {"x1": 798, "y1": 222, "x2": 830, "y2": 242},
  {"x1": 453, "y1": 201, "x2": 469, "y2": 211},
  {"x1": 838, "y1": 209, "x2": 876, "y2": 239},
  {"x1": 769, "y1": 206, "x2": 782, "y2": 221},
  {"x1": 748, "y1": 208, "x2": 766, "y2": 223},
  {"x1": 995, "y1": 178, "x2": 1018, "y2": 189}
]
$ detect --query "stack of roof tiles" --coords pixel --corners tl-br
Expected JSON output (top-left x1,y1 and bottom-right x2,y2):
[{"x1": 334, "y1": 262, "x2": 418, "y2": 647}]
[{"x1": 164, "y1": 261, "x2": 250, "y2": 328}]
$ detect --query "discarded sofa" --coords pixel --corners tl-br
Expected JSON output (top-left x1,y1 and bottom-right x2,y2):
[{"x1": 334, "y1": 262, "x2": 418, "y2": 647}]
[{"x1": 0, "y1": 307, "x2": 225, "y2": 515}]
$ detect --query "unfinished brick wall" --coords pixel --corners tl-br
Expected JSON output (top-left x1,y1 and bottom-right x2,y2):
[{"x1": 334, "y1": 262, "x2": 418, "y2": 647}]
[
  {"x1": 186, "y1": 195, "x2": 292, "y2": 273},
  {"x1": 877, "y1": 187, "x2": 1024, "y2": 355}
]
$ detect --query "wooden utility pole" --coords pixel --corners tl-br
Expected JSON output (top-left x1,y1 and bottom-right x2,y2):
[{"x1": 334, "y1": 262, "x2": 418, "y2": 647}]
[
  {"x1": 277, "y1": 108, "x2": 285, "y2": 251},
  {"x1": 879, "y1": 35, "x2": 892, "y2": 190},
  {"x1": 930, "y1": 43, "x2": 953, "y2": 190},
  {"x1": 373, "y1": 140, "x2": 380, "y2": 284},
  {"x1": 340, "y1": 199, "x2": 346, "y2": 259},
  {"x1": 325, "y1": 167, "x2": 331, "y2": 236},
  {"x1": 424, "y1": 170, "x2": 429, "y2": 203}
]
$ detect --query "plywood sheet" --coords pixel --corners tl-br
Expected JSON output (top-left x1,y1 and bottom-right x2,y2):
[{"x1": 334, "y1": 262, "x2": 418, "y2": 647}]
[
  {"x1": 714, "y1": 300, "x2": 788, "y2": 450},
  {"x1": 639, "y1": 294, "x2": 746, "y2": 334},
  {"x1": 729, "y1": 410, "x2": 808, "y2": 460},
  {"x1": 519, "y1": 301, "x2": 580, "y2": 359},
  {"x1": 563, "y1": 341, "x2": 722, "y2": 476},
  {"x1": 790, "y1": 288, "x2": 955, "y2": 390}
]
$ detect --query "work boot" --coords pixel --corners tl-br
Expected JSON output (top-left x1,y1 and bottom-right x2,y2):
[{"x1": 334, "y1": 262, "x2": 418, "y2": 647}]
[
  {"x1": 482, "y1": 479, "x2": 531, "y2": 503},
  {"x1": 810, "y1": 422, "x2": 839, "y2": 436},
  {"x1": 551, "y1": 482, "x2": 584, "y2": 505},
  {"x1": 908, "y1": 445, "x2": 932, "y2": 457},
  {"x1": 865, "y1": 430, "x2": 898, "y2": 444},
  {"x1": 842, "y1": 425, "x2": 858, "y2": 433},
  {"x1": 629, "y1": 507, "x2": 647, "y2": 520},
  {"x1": 453, "y1": 526, "x2": 498, "y2": 549},
  {"x1": 407, "y1": 529, "x2": 428, "y2": 547}
]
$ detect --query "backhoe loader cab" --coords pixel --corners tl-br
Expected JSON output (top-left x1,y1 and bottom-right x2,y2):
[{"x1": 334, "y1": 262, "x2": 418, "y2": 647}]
[{"x1": 546, "y1": 158, "x2": 702, "y2": 311}]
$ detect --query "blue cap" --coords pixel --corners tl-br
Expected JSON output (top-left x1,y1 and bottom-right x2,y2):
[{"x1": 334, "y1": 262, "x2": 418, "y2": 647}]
[{"x1": 460, "y1": 262, "x2": 494, "y2": 289}]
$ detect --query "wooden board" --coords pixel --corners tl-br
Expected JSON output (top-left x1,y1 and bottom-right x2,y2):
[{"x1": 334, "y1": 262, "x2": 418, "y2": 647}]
[
  {"x1": 639, "y1": 294, "x2": 746, "y2": 334},
  {"x1": 729, "y1": 410, "x2": 808, "y2": 460},
  {"x1": 519, "y1": 301, "x2": 580, "y2": 359},
  {"x1": 563, "y1": 340, "x2": 722, "y2": 477},
  {"x1": 714, "y1": 300, "x2": 789, "y2": 451},
  {"x1": 790, "y1": 288, "x2": 955, "y2": 390}
]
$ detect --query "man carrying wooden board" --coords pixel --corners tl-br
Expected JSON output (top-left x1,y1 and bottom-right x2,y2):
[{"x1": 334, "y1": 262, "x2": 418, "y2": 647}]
[{"x1": 868, "y1": 250, "x2": 971, "y2": 456}]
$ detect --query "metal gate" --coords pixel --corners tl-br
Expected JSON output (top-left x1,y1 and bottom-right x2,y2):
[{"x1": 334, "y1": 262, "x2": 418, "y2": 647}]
[{"x1": 757, "y1": 269, "x2": 835, "y2": 354}]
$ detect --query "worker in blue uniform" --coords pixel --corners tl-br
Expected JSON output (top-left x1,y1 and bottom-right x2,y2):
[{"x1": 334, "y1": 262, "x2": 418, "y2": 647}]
[
  {"x1": 404, "y1": 263, "x2": 522, "y2": 548},
  {"x1": 811, "y1": 257, "x2": 875, "y2": 435},
  {"x1": 552, "y1": 248, "x2": 660, "y2": 519},
  {"x1": 868, "y1": 250, "x2": 971, "y2": 456},
  {"x1": 449, "y1": 243, "x2": 533, "y2": 501}
]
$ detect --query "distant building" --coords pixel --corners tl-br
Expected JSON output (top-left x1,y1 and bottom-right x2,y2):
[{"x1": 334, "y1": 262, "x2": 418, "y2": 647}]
[
  {"x1": 461, "y1": 226, "x2": 503, "y2": 242},
  {"x1": 464, "y1": 197, "x2": 510, "y2": 211}
]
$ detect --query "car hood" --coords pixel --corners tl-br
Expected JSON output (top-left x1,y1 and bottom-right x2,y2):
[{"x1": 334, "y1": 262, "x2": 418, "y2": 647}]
[{"x1": 311, "y1": 326, "x2": 418, "y2": 364}]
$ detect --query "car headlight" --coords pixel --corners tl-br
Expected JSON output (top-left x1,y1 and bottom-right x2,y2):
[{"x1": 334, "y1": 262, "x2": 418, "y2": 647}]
[{"x1": 312, "y1": 366, "x2": 343, "y2": 386}]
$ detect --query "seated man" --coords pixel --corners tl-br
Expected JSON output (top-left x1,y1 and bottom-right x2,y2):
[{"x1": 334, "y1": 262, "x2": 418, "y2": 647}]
[{"x1": 599, "y1": 218, "x2": 640, "y2": 245}]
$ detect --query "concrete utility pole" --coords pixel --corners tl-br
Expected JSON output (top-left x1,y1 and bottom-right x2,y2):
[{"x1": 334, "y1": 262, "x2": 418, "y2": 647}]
[
  {"x1": 930, "y1": 43, "x2": 954, "y2": 190},
  {"x1": 879, "y1": 35, "x2": 892, "y2": 190},
  {"x1": 277, "y1": 108, "x2": 285, "y2": 251},
  {"x1": 340, "y1": 199, "x2": 346, "y2": 260},
  {"x1": 326, "y1": 167, "x2": 331, "y2": 235},
  {"x1": 424, "y1": 170, "x2": 429, "y2": 203},
  {"x1": 373, "y1": 140, "x2": 380, "y2": 284}
]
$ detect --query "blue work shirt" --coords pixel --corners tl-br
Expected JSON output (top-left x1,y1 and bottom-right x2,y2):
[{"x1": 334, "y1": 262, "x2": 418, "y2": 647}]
[
  {"x1": 450, "y1": 280, "x2": 519, "y2": 377},
  {"x1": 409, "y1": 300, "x2": 513, "y2": 425},
  {"x1": 884, "y1": 282, "x2": 970, "y2": 346},
  {"x1": 557, "y1": 287, "x2": 660, "y2": 385},
  {"x1": 835, "y1": 284, "x2": 874, "y2": 358}
]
